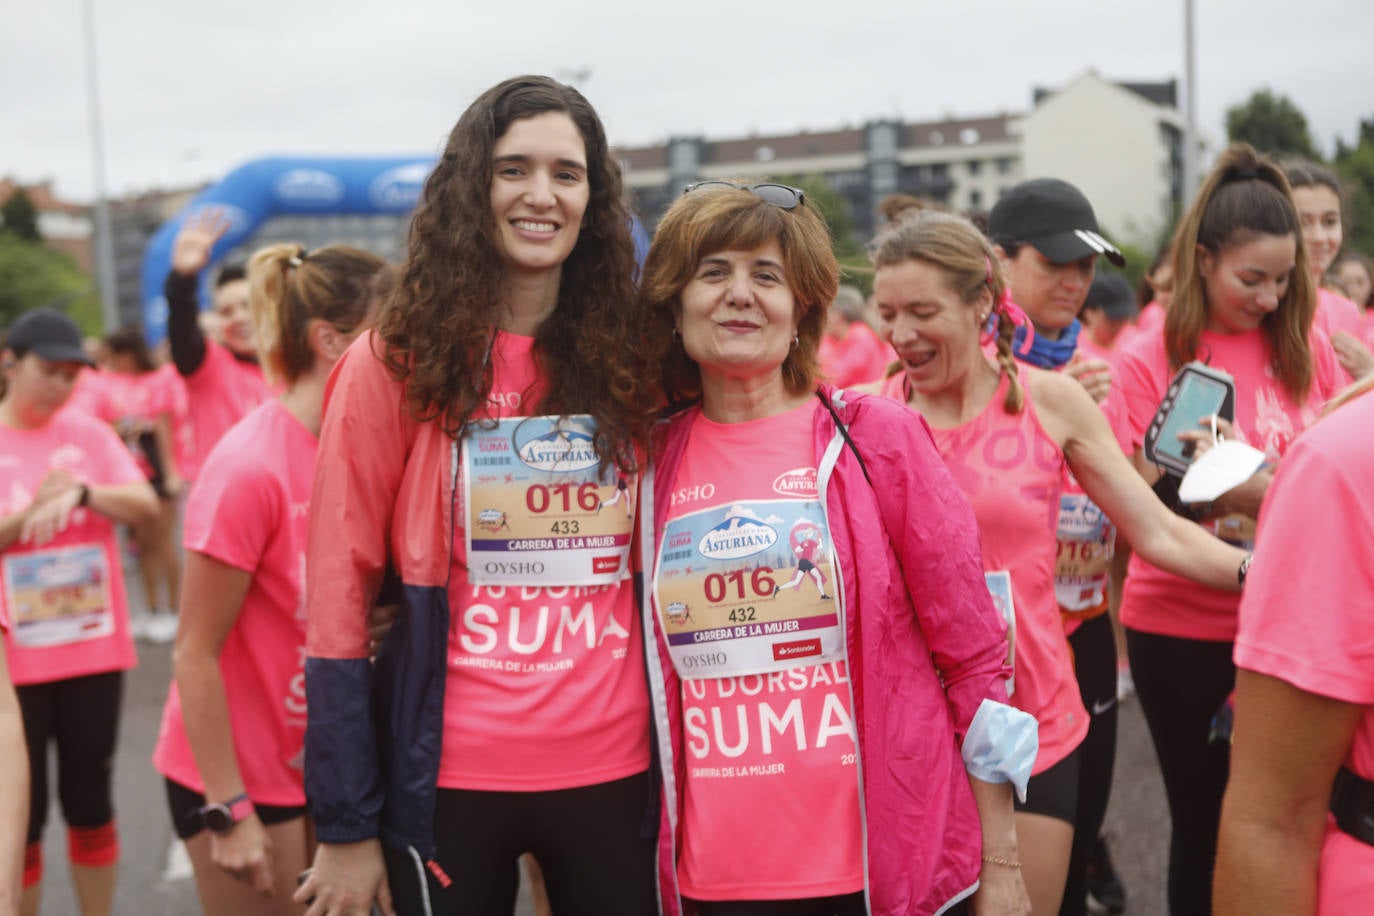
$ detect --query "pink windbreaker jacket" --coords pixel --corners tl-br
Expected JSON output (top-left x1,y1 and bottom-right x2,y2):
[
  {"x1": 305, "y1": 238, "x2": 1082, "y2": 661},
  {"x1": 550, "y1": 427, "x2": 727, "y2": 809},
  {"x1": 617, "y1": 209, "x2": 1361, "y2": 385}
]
[{"x1": 641, "y1": 387, "x2": 1021, "y2": 916}]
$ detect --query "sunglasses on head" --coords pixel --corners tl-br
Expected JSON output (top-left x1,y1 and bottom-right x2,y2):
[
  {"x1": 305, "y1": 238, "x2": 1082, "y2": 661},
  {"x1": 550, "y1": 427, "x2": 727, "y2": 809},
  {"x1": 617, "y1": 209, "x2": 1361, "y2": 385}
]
[{"x1": 683, "y1": 181, "x2": 806, "y2": 210}]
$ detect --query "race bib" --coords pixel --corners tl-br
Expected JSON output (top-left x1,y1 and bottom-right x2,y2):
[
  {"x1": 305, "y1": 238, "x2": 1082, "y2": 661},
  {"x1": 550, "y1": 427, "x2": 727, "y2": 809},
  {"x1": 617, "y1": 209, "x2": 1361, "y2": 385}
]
[
  {"x1": 2, "y1": 545, "x2": 114, "y2": 648},
  {"x1": 985, "y1": 570, "x2": 1016, "y2": 697},
  {"x1": 463, "y1": 415, "x2": 633, "y2": 586},
  {"x1": 1055, "y1": 493, "x2": 1115, "y2": 613},
  {"x1": 1210, "y1": 513, "x2": 1256, "y2": 551},
  {"x1": 657, "y1": 499, "x2": 844, "y2": 679}
]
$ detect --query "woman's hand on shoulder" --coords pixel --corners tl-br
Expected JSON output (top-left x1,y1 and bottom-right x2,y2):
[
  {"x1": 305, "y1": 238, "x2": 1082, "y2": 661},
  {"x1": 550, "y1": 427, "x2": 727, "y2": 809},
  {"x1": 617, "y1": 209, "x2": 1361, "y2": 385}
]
[
  {"x1": 296, "y1": 840, "x2": 394, "y2": 916},
  {"x1": 1065, "y1": 352, "x2": 1112, "y2": 403}
]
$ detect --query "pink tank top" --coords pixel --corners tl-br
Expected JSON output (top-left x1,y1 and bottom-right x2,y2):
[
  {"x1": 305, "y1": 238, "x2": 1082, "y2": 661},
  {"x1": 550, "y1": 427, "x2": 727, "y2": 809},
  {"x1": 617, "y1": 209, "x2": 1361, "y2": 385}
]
[{"x1": 882, "y1": 367, "x2": 1088, "y2": 772}]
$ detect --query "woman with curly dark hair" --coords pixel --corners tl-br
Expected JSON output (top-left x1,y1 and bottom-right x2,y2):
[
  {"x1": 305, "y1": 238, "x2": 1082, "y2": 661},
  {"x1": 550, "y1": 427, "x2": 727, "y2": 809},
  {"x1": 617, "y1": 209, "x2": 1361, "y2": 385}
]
[{"x1": 296, "y1": 76, "x2": 660, "y2": 916}]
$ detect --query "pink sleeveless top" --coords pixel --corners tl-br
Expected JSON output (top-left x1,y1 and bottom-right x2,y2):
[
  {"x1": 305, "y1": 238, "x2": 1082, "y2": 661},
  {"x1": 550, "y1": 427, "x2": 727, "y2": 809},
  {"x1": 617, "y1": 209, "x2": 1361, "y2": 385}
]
[{"x1": 882, "y1": 367, "x2": 1088, "y2": 772}]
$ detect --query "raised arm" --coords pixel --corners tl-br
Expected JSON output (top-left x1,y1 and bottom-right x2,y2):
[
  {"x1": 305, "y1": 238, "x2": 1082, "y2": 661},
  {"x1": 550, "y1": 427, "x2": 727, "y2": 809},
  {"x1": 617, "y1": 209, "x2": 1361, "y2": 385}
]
[
  {"x1": 1036, "y1": 370, "x2": 1247, "y2": 592},
  {"x1": 167, "y1": 210, "x2": 232, "y2": 377}
]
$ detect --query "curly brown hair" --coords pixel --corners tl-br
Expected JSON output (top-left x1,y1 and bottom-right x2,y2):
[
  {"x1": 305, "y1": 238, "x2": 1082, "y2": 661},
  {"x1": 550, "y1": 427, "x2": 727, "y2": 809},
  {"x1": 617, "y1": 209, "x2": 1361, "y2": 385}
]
[{"x1": 375, "y1": 75, "x2": 656, "y2": 470}]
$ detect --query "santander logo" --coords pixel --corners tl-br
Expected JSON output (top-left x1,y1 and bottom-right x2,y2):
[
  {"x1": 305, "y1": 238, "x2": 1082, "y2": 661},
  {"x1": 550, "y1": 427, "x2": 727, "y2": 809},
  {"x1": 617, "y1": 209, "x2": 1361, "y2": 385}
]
[{"x1": 772, "y1": 467, "x2": 818, "y2": 498}]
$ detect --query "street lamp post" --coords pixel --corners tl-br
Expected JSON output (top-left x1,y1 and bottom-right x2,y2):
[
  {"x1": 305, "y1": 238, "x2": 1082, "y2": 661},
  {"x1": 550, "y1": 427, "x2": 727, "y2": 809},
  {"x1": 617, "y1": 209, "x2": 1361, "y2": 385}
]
[
  {"x1": 83, "y1": 0, "x2": 119, "y2": 331},
  {"x1": 1182, "y1": 0, "x2": 1200, "y2": 203}
]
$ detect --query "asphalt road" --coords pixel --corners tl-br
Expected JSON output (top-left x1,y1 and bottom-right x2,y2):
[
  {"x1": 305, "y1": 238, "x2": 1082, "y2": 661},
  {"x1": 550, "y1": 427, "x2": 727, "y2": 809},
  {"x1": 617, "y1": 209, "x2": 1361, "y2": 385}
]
[{"x1": 31, "y1": 550, "x2": 1170, "y2": 915}]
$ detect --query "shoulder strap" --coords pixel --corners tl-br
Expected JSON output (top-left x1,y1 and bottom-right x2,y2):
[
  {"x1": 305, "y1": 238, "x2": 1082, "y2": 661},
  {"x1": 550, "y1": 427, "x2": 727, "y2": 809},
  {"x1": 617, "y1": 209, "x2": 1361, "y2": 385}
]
[{"x1": 816, "y1": 390, "x2": 874, "y2": 489}]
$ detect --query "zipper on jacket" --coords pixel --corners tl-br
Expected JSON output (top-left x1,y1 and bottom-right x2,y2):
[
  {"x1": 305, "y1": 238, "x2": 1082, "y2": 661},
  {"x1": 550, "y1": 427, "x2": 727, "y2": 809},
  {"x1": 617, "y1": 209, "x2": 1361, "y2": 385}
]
[{"x1": 817, "y1": 422, "x2": 874, "y2": 916}]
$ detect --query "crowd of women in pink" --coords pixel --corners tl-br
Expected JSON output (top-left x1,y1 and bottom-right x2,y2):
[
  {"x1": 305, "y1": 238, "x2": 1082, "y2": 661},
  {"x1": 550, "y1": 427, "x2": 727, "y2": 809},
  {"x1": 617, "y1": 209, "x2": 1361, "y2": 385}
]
[{"x1": 3, "y1": 71, "x2": 1374, "y2": 916}]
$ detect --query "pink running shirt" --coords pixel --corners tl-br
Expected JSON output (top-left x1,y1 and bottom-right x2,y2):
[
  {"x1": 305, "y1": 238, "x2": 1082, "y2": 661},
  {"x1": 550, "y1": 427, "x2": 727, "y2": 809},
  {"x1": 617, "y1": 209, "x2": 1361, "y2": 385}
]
[
  {"x1": 1113, "y1": 325, "x2": 1343, "y2": 641},
  {"x1": 0, "y1": 410, "x2": 142, "y2": 685},
  {"x1": 1234, "y1": 391, "x2": 1374, "y2": 912},
  {"x1": 1315, "y1": 287, "x2": 1364, "y2": 341},
  {"x1": 663, "y1": 401, "x2": 863, "y2": 901},
  {"x1": 181, "y1": 341, "x2": 271, "y2": 481},
  {"x1": 437, "y1": 331, "x2": 650, "y2": 791},
  {"x1": 883, "y1": 367, "x2": 1087, "y2": 773},
  {"x1": 153, "y1": 400, "x2": 316, "y2": 804}
]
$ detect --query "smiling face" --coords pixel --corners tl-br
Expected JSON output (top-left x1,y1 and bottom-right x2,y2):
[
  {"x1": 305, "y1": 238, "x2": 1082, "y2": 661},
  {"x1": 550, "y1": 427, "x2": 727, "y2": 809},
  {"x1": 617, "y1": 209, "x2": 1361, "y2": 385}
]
[
  {"x1": 874, "y1": 258, "x2": 989, "y2": 396},
  {"x1": 213, "y1": 278, "x2": 254, "y2": 356},
  {"x1": 678, "y1": 240, "x2": 799, "y2": 388},
  {"x1": 1293, "y1": 184, "x2": 1343, "y2": 277},
  {"x1": 489, "y1": 111, "x2": 590, "y2": 279},
  {"x1": 1198, "y1": 233, "x2": 1298, "y2": 335},
  {"x1": 1000, "y1": 245, "x2": 1095, "y2": 336}
]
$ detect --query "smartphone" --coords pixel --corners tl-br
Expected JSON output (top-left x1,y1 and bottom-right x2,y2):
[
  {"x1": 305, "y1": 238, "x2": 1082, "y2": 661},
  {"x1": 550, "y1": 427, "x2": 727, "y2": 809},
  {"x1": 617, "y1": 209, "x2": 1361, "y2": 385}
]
[{"x1": 1143, "y1": 362, "x2": 1236, "y2": 477}]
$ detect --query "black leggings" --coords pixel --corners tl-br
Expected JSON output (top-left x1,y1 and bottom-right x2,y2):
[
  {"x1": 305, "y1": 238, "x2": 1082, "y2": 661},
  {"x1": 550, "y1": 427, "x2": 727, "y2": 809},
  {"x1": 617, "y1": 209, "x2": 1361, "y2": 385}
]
[
  {"x1": 690, "y1": 892, "x2": 869, "y2": 916},
  {"x1": 1060, "y1": 614, "x2": 1118, "y2": 916},
  {"x1": 1126, "y1": 629, "x2": 1234, "y2": 916},
  {"x1": 383, "y1": 772, "x2": 657, "y2": 916},
  {"x1": 17, "y1": 671, "x2": 124, "y2": 843}
]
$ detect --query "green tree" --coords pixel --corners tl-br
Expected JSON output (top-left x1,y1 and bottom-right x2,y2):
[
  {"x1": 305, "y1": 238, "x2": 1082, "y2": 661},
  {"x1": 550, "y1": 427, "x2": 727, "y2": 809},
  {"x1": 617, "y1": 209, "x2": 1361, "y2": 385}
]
[
  {"x1": 775, "y1": 173, "x2": 871, "y2": 292},
  {"x1": 1334, "y1": 117, "x2": 1374, "y2": 257},
  {"x1": 0, "y1": 234, "x2": 100, "y2": 332},
  {"x1": 1225, "y1": 89, "x2": 1319, "y2": 159},
  {"x1": 1, "y1": 188, "x2": 42, "y2": 242}
]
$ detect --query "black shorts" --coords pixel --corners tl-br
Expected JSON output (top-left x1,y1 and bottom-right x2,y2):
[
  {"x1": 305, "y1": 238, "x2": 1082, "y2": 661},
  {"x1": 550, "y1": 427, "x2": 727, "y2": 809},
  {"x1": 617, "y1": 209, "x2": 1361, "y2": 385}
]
[
  {"x1": 797, "y1": 558, "x2": 817, "y2": 574},
  {"x1": 1012, "y1": 747, "x2": 1080, "y2": 825},
  {"x1": 165, "y1": 778, "x2": 306, "y2": 840}
]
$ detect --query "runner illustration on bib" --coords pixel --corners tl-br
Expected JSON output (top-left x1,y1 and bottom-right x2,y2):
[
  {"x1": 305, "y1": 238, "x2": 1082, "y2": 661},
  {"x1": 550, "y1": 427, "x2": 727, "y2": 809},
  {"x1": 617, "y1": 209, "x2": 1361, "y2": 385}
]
[
  {"x1": 656, "y1": 499, "x2": 844, "y2": 680},
  {"x1": 463, "y1": 415, "x2": 634, "y2": 586},
  {"x1": 772, "y1": 518, "x2": 834, "y2": 600}
]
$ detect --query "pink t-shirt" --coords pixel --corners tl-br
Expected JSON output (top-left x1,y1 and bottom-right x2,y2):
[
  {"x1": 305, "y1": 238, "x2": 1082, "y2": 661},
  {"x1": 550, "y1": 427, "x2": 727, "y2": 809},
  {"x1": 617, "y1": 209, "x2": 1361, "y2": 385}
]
[
  {"x1": 437, "y1": 331, "x2": 650, "y2": 791},
  {"x1": 1315, "y1": 287, "x2": 1364, "y2": 341},
  {"x1": 104, "y1": 369, "x2": 185, "y2": 481},
  {"x1": 1136, "y1": 302, "x2": 1165, "y2": 337},
  {"x1": 63, "y1": 368, "x2": 112, "y2": 421},
  {"x1": 884, "y1": 368, "x2": 1087, "y2": 772},
  {"x1": 1234, "y1": 391, "x2": 1374, "y2": 912},
  {"x1": 0, "y1": 410, "x2": 141, "y2": 685},
  {"x1": 660, "y1": 401, "x2": 863, "y2": 901},
  {"x1": 181, "y1": 341, "x2": 271, "y2": 481},
  {"x1": 818, "y1": 321, "x2": 892, "y2": 389},
  {"x1": 1363, "y1": 311, "x2": 1374, "y2": 351},
  {"x1": 1114, "y1": 325, "x2": 1343, "y2": 641},
  {"x1": 153, "y1": 400, "x2": 315, "y2": 804}
]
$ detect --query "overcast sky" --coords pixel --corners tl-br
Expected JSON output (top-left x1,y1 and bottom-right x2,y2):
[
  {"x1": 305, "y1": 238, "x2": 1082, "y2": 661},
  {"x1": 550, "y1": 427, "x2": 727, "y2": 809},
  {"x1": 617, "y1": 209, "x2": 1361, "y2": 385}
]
[{"x1": 5, "y1": 0, "x2": 1371, "y2": 203}]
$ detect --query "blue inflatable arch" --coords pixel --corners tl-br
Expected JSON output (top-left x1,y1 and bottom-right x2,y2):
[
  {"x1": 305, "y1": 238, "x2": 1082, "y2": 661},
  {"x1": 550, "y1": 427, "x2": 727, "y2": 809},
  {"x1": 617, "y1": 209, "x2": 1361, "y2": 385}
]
[{"x1": 140, "y1": 155, "x2": 651, "y2": 345}]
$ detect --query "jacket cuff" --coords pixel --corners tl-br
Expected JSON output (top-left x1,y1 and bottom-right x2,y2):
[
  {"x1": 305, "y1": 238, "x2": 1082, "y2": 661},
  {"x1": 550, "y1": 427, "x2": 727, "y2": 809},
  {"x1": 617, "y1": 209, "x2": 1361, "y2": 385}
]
[{"x1": 961, "y1": 698, "x2": 1039, "y2": 802}]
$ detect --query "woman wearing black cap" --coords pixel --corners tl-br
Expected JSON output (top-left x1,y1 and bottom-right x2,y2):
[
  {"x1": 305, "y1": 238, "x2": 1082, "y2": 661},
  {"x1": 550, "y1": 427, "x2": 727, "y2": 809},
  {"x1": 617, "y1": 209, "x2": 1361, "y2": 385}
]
[
  {"x1": 986, "y1": 179, "x2": 1132, "y2": 916},
  {"x1": 0, "y1": 308, "x2": 158, "y2": 915}
]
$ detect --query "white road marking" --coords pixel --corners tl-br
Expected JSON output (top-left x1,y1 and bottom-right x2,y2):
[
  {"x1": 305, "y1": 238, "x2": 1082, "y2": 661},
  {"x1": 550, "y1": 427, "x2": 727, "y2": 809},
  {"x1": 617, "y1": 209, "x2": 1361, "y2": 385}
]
[{"x1": 161, "y1": 840, "x2": 193, "y2": 883}]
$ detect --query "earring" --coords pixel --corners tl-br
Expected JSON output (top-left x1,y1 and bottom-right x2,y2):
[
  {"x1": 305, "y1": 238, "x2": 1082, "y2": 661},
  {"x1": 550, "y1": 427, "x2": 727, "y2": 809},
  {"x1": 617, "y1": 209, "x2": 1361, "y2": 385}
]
[
  {"x1": 672, "y1": 326, "x2": 681, "y2": 339},
  {"x1": 791, "y1": 333, "x2": 800, "y2": 350}
]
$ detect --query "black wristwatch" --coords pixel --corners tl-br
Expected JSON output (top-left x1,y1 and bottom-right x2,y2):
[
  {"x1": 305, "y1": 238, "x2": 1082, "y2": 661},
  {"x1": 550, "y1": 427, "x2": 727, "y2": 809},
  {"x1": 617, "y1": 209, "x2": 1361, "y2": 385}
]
[
  {"x1": 198, "y1": 793, "x2": 254, "y2": 835},
  {"x1": 76, "y1": 483, "x2": 90, "y2": 507},
  {"x1": 1238, "y1": 553, "x2": 1253, "y2": 587}
]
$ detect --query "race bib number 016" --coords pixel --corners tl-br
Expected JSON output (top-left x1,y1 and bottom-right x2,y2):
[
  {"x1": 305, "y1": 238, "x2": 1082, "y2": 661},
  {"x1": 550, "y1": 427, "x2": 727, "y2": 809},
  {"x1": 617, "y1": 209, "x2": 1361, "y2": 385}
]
[
  {"x1": 2, "y1": 545, "x2": 114, "y2": 649},
  {"x1": 463, "y1": 416, "x2": 633, "y2": 586},
  {"x1": 656, "y1": 499, "x2": 843, "y2": 679}
]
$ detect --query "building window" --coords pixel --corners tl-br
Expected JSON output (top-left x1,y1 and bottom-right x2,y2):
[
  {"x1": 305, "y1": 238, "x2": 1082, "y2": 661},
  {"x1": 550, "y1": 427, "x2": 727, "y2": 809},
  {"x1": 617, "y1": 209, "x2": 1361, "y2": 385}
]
[
  {"x1": 997, "y1": 157, "x2": 1013, "y2": 175},
  {"x1": 968, "y1": 160, "x2": 982, "y2": 176},
  {"x1": 970, "y1": 190, "x2": 983, "y2": 209}
]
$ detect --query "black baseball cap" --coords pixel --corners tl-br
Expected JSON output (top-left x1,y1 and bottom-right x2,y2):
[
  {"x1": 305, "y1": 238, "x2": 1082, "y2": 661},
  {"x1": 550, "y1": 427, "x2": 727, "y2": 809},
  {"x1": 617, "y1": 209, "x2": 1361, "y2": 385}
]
[
  {"x1": 4, "y1": 308, "x2": 95, "y2": 366},
  {"x1": 1082, "y1": 273, "x2": 1139, "y2": 320},
  {"x1": 989, "y1": 178, "x2": 1126, "y2": 267}
]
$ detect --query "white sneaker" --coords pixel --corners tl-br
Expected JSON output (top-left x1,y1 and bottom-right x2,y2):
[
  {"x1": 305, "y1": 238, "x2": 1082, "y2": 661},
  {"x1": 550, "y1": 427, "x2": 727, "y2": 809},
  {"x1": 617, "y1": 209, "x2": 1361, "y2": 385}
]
[
  {"x1": 145, "y1": 613, "x2": 179, "y2": 645},
  {"x1": 129, "y1": 613, "x2": 153, "y2": 642}
]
